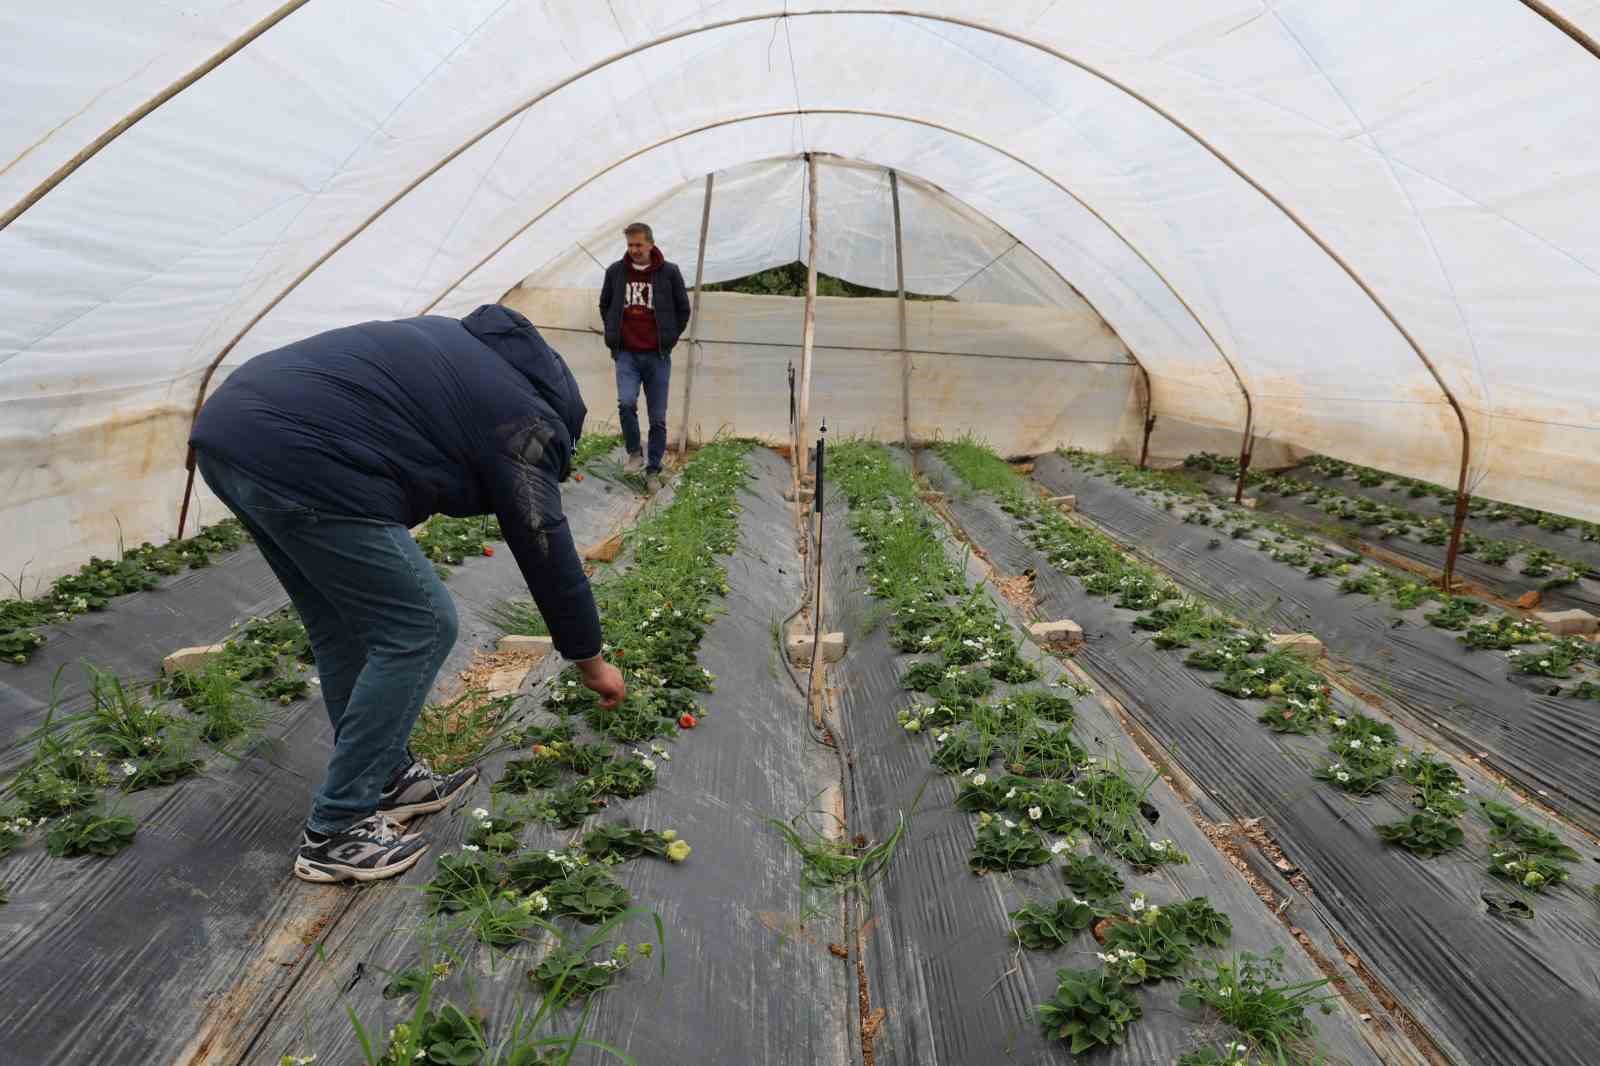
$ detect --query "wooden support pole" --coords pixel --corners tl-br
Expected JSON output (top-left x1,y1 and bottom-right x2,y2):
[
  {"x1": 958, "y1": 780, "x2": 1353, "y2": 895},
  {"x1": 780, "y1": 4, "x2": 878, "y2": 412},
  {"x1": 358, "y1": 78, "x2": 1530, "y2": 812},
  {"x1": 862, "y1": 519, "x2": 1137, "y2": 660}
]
[
  {"x1": 1442, "y1": 489, "x2": 1471, "y2": 593},
  {"x1": 1234, "y1": 427, "x2": 1254, "y2": 503},
  {"x1": 676, "y1": 173, "x2": 713, "y2": 456},
  {"x1": 890, "y1": 169, "x2": 910, "y2": 450},
  {"x1": 796, "y1": 154, "x2": 821, "y2": 478},
  {"x1": 1136, "y1": 365, "x2": 1156, "y2": 469}
]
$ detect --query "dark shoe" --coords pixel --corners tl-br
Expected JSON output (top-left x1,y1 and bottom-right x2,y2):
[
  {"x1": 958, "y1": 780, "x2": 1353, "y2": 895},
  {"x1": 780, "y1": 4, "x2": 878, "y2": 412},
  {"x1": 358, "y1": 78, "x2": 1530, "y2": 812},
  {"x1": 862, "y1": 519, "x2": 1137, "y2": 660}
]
[
  {"x1": 378, "y1": 756, "x2": 478, "y2": 822},
  {"x1": 645, "y1": 470, "x2": 664, "y2": 493},
  {"x1": 294, "y1": 814, "x2": 427, "y2": 883}
]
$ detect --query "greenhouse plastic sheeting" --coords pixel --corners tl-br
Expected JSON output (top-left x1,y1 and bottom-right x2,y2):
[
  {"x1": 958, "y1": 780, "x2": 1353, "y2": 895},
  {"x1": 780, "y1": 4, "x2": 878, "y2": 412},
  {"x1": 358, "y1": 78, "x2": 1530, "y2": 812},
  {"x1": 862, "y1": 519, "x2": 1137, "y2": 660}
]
[
  {"x1": 7, "y1": 2, "x2": 1600, "y2": 589},
  {"x1": 918, "y1": 451, "x2": 1600, "y2": 1066},
  {"x1": 505, "y1": 286, "x2": 1142, "y2": 457}
]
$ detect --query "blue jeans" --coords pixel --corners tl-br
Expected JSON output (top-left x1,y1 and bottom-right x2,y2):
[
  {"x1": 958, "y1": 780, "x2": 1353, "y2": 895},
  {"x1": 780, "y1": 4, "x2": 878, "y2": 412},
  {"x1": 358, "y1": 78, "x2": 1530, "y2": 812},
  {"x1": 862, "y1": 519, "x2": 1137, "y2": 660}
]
[
  {"x1": 614, "y1": 349, "x2": 670, "y2": 472},
  {"x1": 195, "y1": 451, "x2": 458, "y2": 834}
]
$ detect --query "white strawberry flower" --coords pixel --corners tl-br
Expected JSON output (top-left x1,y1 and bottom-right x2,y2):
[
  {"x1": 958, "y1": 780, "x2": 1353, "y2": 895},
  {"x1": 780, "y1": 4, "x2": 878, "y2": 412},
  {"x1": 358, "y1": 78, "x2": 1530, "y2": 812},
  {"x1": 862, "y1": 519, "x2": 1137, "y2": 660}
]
[
  {"x1": 471, "y1": 807, "x2": 489, "y2": 820},
  {"x1": 1027, "y1": 806, "x2": 1043, "y2": 821}
]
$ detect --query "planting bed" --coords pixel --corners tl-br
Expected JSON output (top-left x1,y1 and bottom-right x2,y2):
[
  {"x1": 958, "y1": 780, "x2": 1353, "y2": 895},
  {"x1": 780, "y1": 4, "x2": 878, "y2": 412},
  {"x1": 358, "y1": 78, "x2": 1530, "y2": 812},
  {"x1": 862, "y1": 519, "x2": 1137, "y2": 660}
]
[
  {"x1": 0, "y1": 465, "x2": 644, "y2": 1064},
  {"x1": 920, "y1": 444, "x2": 1600, "y2": 1066},
  {"x1": 1185, "y1": 455, "x2": 1600, "y2": 615},
  {"x1": 6, "y1": 432, "x2": 1595, "y2": 1065},
  {"x1": 822, "y1": 444, "x2": 1388, "y2": 1066},
  {"x1": 1031, "y1": 451, "x2": 1600, "y2": 837}
]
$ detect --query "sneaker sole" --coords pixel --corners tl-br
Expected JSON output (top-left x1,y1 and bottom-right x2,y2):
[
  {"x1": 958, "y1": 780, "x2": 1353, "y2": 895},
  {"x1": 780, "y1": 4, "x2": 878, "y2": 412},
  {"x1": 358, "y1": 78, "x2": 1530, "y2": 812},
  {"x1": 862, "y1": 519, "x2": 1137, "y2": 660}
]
[
  {"x1": 379, "y1": 767, "x2": 480, "y2": 823},
  {"x1": 294, "y1": 842, "x2": 429, "y2": 884}
]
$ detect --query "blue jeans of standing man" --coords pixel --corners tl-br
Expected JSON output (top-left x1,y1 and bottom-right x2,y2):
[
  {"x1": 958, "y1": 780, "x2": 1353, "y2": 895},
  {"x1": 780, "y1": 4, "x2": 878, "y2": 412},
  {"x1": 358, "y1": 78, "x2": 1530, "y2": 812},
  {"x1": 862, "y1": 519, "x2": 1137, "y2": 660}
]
[
  {"x1": 614, "y1": 349, "x2": 671, "y2": 472},
  {"x1": 195, "y1": 451, "x2": 458, "y2": 834}
]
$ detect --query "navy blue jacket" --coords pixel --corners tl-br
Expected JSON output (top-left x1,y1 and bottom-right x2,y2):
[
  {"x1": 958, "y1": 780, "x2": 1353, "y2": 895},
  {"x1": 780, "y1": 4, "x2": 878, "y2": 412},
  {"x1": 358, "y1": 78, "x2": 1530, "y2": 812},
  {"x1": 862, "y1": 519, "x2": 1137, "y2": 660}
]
[
  {"x1": 191, "y1": 305, "x2": 602, "y2": 659},
  {"x1": 598, "y1": 249, "x2": 691, "y2": 356}
]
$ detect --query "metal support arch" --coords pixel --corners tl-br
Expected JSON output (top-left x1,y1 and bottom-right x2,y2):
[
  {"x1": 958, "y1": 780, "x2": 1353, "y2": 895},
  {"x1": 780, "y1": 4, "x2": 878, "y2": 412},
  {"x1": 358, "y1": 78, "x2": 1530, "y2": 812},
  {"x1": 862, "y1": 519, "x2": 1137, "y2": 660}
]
[{"x1": 10, "y1": 10, "x2": 1477, "y2": 575}]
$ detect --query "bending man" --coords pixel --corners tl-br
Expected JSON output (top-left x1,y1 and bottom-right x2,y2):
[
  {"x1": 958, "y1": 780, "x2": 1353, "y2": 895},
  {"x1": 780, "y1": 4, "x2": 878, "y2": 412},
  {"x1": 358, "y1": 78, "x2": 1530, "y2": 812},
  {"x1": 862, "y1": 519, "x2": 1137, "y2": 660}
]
[{"x1": 191, "y1": 304, "x2": 625, "y2": 883}]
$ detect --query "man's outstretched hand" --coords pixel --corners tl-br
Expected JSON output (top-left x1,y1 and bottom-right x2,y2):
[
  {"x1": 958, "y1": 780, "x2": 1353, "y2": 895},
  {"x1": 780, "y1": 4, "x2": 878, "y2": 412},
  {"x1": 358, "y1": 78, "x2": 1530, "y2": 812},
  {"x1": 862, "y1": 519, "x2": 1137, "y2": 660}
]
[{"x1": 577, "y1": 655, "x2": 626, "y2": 708}]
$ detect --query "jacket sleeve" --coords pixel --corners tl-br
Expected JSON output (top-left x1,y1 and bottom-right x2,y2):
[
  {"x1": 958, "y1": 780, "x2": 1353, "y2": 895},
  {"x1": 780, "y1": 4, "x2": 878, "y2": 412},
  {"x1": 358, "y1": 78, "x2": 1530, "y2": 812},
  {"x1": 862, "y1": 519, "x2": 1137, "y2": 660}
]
[
  {"x1": 490, "y1": 419, "x2": 604, "y2": 660},
  {"x1": 597, "y1": 265, "x2": 612, "y2": 318},
  {"x1": 672, "y1": 264, "x2": 692, "y2": 327}
]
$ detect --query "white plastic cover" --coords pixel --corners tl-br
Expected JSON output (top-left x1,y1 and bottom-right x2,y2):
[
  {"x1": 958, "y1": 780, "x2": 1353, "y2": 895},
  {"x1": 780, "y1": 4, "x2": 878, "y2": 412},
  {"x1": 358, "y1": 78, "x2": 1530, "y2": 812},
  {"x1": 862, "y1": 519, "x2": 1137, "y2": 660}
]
[{"x1": 3, "y1": 2, "x2": 1598, "y2": 582}]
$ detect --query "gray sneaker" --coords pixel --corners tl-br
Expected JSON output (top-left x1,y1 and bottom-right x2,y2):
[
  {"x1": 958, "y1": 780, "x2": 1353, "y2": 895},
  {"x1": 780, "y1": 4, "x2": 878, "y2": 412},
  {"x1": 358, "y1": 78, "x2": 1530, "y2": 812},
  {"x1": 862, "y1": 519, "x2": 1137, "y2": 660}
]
[
  {"x1": 294, "y1": 814, "x2": 428, "y2": 883},
  {"x1": 645, "y1": 472, "x2": 664, "y2": 493},
  {"x1": 623, "y1": 452, "x2": 645, "y2": 474},
  {"x1": 378, "y1": 756, "x2": 478, "y2": 822}
]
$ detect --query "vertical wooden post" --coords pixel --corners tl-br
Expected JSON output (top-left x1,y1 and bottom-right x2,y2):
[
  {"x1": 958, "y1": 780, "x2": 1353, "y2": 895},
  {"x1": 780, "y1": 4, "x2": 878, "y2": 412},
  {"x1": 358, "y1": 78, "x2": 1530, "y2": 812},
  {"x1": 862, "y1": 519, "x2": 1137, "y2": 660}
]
[
  {"x1": 797, "y1": 153, "x2": 821, "y2": 478},
  {"x1": 1234, "y1": 429, "x2": 1254, "y2": 503},
  {"x1": 890, "y1": 169, "x2": 910, "y2": 449},
  {"x1": 1442, "y1": 490, "x2": 1471, "y2": 593},
  {"x1": 676, "y1": 173, "x2": 713, "y2": 456},
  {"x1": 1136, "y1": 366, "x2": 1156, "y2": 469}
]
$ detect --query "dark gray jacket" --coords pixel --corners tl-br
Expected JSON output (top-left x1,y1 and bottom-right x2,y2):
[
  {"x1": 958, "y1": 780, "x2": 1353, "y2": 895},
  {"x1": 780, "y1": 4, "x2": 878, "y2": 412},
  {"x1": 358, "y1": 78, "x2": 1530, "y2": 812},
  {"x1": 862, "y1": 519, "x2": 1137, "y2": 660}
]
[{"x1": 598, "y1": 248, "x2": 691, "y2": 356}]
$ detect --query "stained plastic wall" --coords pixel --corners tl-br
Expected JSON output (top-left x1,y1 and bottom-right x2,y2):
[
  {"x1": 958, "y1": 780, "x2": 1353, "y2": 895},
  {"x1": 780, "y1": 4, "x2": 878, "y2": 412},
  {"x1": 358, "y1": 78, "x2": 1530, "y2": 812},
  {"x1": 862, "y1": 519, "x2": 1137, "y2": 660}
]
[{"x1": 4, "y1": 2, "x2": 1600, "y2": 580}]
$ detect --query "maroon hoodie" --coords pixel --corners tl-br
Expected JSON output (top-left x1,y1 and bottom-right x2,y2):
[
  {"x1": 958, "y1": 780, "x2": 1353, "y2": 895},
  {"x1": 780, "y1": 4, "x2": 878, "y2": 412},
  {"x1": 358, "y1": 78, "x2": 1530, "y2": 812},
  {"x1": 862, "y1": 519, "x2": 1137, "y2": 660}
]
[{"x1": 619, "y1": 246, "x2": 664, "y2": 353}]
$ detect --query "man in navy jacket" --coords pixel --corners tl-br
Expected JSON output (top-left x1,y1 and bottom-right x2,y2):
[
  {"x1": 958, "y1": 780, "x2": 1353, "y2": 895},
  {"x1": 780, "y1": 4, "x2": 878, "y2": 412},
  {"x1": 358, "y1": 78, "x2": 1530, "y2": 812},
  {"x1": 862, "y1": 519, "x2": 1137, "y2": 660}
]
[
  {"x1": 191, "y1": 304, "x2": 625, "y2": 883},
  {"x1": 598, "y1": 222, "x2": 691, "y2": 485}
]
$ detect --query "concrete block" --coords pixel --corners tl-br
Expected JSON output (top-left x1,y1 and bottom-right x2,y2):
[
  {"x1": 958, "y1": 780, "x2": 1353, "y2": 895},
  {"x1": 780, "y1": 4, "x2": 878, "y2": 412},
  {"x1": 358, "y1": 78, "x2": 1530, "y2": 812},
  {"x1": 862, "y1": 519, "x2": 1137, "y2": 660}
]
[
  {"x1": 787, "y1": 631, "x2": 848, "y2": 665},
  {"x1": 1048, "y1": 495, "x2": 1077, "y2": 512},
  {"x1": 1268, "y1": 633, "x2": 1324, "y2": 660},
  {"x1": 496, "y1": 634, "x2": 554, "y2": 661},
  {"x1": 162, "y1": 643, "x2": 228, "y2": 676},
  {"x1": 1028, "y1": 620, "x2": 1084, "y2": 646},
  {"x1": 1534, "y1": 608, "x2": 1598, "y2": 636}
]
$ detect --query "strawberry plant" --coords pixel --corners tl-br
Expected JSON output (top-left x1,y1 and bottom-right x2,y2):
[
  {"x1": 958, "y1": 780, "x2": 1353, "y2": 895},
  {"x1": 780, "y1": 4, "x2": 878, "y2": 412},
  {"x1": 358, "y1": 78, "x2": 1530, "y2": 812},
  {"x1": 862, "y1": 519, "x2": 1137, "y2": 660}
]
[
  {"x1": 1376, "y1": 811, "x2": 1463, "y2": 856},
  {"x1": 1489, "y1": 849, "x2": 1569, "y2": 891},
  {"x1": 44, "y1": 804, "x2": 137, "y2": 857},
  {"x1": 1060, "y1": 852, "x2": 1124, "y2": 899},
  {"x1": 1506, "y1": 638, "x2": 1584, "y2": 678},
  {"x1": 1102, "y1": 904, "x2": 1197, "y2": 982},
  {"x1": 1009, "y1": 896, "x2": 1098, "y2": 949},
  {"x1": 1479, "y1": 800, "x2": 1579, "y2": 860},
  {"x1": 545, "y1": 864, "x2": 630, "y2": 923},
  {"x1": 969, "y1": 818, "x2": 1052, "y2": 872},
  {"x1": 528, "y1": 945, "x2": 630, "y2": 999},
  {"x1": 579, "y1": 823, "x2": 675, "y2": 864},
  {"x1": 1037, "y1": 967, "x2": 1143, "y2": 1052},
  {"x1": 527, "y1": 781, "x2": 605, "y2": 829}
]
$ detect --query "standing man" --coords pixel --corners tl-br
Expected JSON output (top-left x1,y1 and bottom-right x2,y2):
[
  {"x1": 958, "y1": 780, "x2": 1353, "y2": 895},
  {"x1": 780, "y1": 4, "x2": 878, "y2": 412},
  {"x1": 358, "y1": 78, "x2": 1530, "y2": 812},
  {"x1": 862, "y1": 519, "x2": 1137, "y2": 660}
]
[
  {"x1": 190, "y1": 304, "x2": 625, "y2": 884},
  {"x1": 599, "y1": 222, "x2": 691, "y2": 488}
]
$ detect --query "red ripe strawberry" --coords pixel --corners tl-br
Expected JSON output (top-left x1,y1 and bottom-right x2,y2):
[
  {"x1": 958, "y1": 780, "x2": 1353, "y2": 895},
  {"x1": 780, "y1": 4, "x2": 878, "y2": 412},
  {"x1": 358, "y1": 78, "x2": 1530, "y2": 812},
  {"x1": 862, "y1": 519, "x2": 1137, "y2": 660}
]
[
  {"x1": 482, "y1": 546, "x2": 495, "y2": 556},
  {"x1": 678, "y1": 713, "x2": 697, "y2": 730}
]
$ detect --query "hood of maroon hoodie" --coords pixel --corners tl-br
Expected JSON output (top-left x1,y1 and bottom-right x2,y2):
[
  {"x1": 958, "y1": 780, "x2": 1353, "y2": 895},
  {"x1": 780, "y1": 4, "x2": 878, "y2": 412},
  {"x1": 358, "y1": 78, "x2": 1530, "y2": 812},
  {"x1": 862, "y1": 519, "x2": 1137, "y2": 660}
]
[{"x1": 628, "y1": 246, "x2": 665, "y2": 271}]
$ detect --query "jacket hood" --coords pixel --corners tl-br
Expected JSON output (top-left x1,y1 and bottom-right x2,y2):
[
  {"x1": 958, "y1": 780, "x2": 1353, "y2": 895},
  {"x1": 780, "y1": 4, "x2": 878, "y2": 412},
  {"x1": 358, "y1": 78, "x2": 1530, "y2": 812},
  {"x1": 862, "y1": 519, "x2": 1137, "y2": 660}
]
[
  {"x1": 460, "y1": 303, "x2": 587, "y2": 478},
  {"x1": 624, "y1": 246, "x2": 665, "y2": 270}
]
